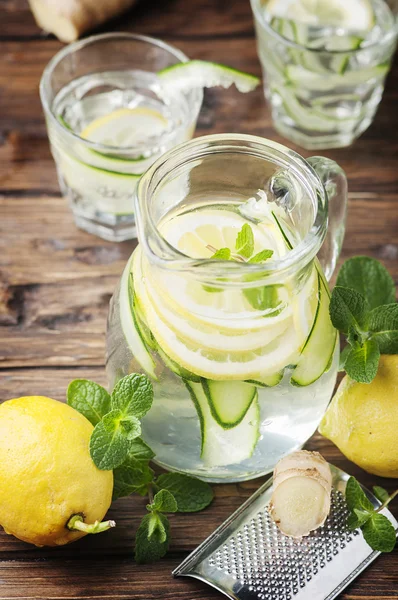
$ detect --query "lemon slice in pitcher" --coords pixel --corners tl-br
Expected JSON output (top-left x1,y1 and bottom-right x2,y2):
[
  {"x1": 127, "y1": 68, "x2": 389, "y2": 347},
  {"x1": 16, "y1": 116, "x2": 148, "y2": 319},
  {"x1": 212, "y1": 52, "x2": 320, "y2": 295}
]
[
  {"x1": 153, "y1": 208, "x2": 289, "y2": 325},
  {"x1": 266, "y1": 0, "x2": 375, "y2": 30}
]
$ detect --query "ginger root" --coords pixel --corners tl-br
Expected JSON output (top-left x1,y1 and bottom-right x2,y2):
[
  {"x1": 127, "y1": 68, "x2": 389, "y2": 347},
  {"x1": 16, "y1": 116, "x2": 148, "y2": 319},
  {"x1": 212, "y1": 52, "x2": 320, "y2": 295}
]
[
  {"x1": 269, "y1": 450, "x2": 332, "y2": 538},
  {"x1": 28, "y1": 0, "x2": 137, "y2": 43}
]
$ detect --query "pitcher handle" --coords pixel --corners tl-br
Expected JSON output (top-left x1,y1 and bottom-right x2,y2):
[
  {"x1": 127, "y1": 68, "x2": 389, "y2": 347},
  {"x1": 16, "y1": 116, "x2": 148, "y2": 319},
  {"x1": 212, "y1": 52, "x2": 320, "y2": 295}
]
[{"x1": 307, "y1": 156, "x2": 348, "y2": 282}]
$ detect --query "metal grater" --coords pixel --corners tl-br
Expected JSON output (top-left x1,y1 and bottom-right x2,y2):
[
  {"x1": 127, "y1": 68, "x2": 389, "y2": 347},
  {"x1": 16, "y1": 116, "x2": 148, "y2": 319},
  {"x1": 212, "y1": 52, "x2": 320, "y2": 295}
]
[{"x1": 173, "y1": 465, "x2": 398, "y2": 600}]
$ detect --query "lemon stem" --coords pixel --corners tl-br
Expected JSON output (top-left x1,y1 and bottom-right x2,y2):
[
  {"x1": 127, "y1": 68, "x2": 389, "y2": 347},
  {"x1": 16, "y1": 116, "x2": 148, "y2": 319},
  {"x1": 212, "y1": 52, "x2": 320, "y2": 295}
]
[
  {"x1": 376, "y1": 489, "x2": 398, "y2": 513},
  {"x1": 67, "y1": 514, "x2": 116, "y2": 534}
]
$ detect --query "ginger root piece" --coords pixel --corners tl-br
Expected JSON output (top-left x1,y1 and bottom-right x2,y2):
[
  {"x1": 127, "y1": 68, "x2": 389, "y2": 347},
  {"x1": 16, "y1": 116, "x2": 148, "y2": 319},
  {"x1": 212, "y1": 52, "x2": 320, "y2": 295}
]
[
  {"x1": 28, "y1": 0, "x2": 137, "y2": 43},
  {"x1": 269, "y1": 450, "x2": 332, "y2": 538}
]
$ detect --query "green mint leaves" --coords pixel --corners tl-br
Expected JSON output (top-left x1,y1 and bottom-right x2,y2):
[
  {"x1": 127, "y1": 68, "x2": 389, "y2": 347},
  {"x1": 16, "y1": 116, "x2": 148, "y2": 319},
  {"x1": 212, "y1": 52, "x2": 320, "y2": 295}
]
[
  {"x1": 236, "y1": 223, "x2": 254, "y2": 258},
  {"x1": 345, "y1": 477, "x2": 397, "y2": 553},
  {"x1": 210, "y1": 223, "x2": 273, "y2": 264},
  {"x1": 134, "y1": 472, "x2": 214, "y2": 564},
  {"x1": 135, "y1": 513, "x2": 170, "y2": 564},
  {"x1": 156, "y1": 472, "x2": 214, "y2": 512},
  {"x1": 68, "y1": 374, "x2": 214, "y2": 564},
  {"x1": 336, "y1": 256, "x2": 396, "y2": 310},
  {"x1": 330, "y1": 257, "x2": 397, "y2": 383},
  {"x1": 211, "y1": 247, "x2": 231, "y2": 260},
  {"x1": 67, "y1": 380, "x2": 111, "y2": 426},
  {"x1": 147, "y1": 489, "x2": 178, "y2": 514}
]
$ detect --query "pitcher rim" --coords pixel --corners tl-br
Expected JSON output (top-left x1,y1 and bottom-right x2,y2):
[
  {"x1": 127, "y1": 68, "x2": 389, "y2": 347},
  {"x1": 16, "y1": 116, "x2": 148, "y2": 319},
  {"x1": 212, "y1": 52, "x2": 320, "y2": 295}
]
[{"x1": 135, "y1": 133, "x2": 329, "y2": 285}]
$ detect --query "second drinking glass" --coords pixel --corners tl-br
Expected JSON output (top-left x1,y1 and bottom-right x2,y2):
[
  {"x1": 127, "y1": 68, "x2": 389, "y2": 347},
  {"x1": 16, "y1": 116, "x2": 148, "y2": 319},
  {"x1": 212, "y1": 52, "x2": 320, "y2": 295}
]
[
  {"x1": 250, "y1": 0, "x2": 397, "y2": 149},
  {"x1": 40, "y1": 33, "x2": 203, "y2": 242}
]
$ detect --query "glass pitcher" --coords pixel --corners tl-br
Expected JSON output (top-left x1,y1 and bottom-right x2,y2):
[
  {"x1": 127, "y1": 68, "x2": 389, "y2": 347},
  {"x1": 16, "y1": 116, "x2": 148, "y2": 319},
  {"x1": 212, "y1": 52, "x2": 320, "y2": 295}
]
[{"x1": 106, "y1": 134, "x2": 347, "y2": 482}]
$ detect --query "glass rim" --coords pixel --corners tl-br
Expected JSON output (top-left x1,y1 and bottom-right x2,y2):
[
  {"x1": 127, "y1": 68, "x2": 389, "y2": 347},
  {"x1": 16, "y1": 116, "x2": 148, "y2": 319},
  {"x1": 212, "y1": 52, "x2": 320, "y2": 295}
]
[
  {"x1": 39, "y1": 32, "x2": 203, "y2": 155},
  {"x1": 250, "y1": 0, "x2": 398, "y2": 55},
  {"x1": 135, "y1": 133, "x2": 329, "y2": 286}
]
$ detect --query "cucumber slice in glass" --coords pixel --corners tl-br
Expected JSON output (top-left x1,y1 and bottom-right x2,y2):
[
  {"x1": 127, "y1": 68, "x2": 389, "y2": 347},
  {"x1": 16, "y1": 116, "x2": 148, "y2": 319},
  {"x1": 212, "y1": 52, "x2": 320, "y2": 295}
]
[
  {"x1": 59, "y1": 150, "x2": 139, "y2": 215},
  {"x1": 158, "y1": 60, "x2": 260, "y2": 95},
  {"x1": 286, "y1": 63, "x2": 389, "y2": 91}
]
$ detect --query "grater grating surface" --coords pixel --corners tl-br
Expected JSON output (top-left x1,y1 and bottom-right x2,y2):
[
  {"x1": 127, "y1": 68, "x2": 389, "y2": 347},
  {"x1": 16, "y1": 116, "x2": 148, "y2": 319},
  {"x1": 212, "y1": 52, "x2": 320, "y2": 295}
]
[{"x1": 173, "y1": 465, "x2": 398, "y2": 600}]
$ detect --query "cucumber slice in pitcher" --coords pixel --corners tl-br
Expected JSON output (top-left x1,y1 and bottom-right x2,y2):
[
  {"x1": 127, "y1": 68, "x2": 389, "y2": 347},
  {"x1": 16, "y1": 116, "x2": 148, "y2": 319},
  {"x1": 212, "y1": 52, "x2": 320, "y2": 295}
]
[
  {"x1": 120, "y1": 256, "x2": 158, "y2": 380},
  {"x1": 202, "y1": 380, "x2": 257, "y2": 428},
  {"x1": 245, "y1": 370, "x2": 284, "y2": 387},
  {"x1": 157, "y1": 347, "x2": 201, "y2": 383},
  {"x1": 291, "y1": 272, "x2": 337, "y2": 386},
  {"x1": 185, "y1": 380, "x2": 260, "y2": 468}
]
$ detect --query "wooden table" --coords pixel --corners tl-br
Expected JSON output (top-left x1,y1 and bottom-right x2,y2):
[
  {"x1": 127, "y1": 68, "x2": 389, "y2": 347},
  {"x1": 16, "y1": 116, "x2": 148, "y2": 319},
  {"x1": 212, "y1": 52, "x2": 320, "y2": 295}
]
[{"x1": 0, "y1": 1, "x2": 397, "y2": 598}]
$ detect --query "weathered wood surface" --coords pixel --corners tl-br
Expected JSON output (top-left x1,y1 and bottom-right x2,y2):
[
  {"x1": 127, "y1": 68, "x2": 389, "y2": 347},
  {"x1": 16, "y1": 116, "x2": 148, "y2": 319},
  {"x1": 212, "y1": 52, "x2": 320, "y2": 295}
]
[{"x1": 0, "y1": 0, "x2": 397, "y2": 598}]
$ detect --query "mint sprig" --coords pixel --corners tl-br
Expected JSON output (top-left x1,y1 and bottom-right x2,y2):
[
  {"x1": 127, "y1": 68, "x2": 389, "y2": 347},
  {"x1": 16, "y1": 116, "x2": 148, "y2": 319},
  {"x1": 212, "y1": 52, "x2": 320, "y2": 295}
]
[
  {"x1": 330, "y1": 257, "x2": 397, "y2": 383},
  {"x1": 67, "y1": 380, "x2": 111, "y2": 425},
  {"x1": 156, "y1": 472, "x2": 214, "y2": 512},
  {"x1": 236, "y1": 223, "x2": 254, "y2": 258},
  {"x1": 345, "y1": 477, "x2": 397, "y2": 553},
  {"x1": 67, "y1": 374, "x2": 214, "y2": 564},
  {"x1": 209, "y1": 223, "x2": 273, "y2": 265}
]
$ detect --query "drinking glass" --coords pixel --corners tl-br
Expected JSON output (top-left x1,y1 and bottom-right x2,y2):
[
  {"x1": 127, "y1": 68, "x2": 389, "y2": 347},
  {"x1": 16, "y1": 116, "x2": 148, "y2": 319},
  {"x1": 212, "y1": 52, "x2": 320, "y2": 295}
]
[
  {"x1": 40, "y1": 33, "x2": 203, "y2": 242},
  {"x1": 106, "y1": 133, "x2": 348, "y2": 482},
  {"x1": 250, "y1": 0, "x2": 397, "y2": 149}
]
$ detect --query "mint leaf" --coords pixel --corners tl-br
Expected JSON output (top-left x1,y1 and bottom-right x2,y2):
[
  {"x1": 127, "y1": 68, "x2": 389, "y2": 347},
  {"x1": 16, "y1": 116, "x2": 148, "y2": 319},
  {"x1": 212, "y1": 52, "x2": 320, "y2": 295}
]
[
  {"x1": 113, "y1": 457, "x2": 154, "y2": 500},
  {"x1": 339, "y1": 345, "x2": 350, "y2": 371},
  {"x1": 236, "y1": 223, "x2": 254, "y2": 258},
  {"x1": 336, "y1": 256, "x2": 396, "y2": 310},
  {"x1": 344, "y1": 339, "x2": 380, "y2": 383},
  {"x1": 211, "y1": 248, "x2": 231, "y2": 260},
  {"x1": 373, "y1": 486, "x2": 390, "y2": 504},
  {"x1": 243, "y1": 284, "x2": 280, "y2": 312},
  {"x1": 345, "y1": 477, "x2": 374, "y2": 513},
  {"x1": 111, "y1": 373, "x2": 153, "y2": 419},
  {"x1": 89, "y1": 409, "x2": 141, "y2": 470},
  {"x1": 347, "y1": 507, "x2": 372, "y2": 529},
  {"x1": 147, "y1": 489, "x2": 178, "y2": 513},
  {"x1": 329, "y1": 286, "x2": 369, "y2": 334},
  {"x1": 135, "y1": 513, "x2": 170, "y2": 564},
  {"x1": 67, "y1": 379, "x2": 111, "y2": 426},
  {"x1": 368, "y1": 304, "x2": 398, "y2": 354},
  {"x1": 128, "y1": 437, "x2": 155, "y2": 461},
  {"x1": 156, "y1": 472, "x2": 214, "y2": 512},
  {"x1": 249, "y1": 249, "x2": 274, "y2": 263},
  {"x1": 147, "y1": 512, "x2": 167, "y2": 542},
  {"x1": 361, "y1": 513, "x2": 396, "y2": 552}
]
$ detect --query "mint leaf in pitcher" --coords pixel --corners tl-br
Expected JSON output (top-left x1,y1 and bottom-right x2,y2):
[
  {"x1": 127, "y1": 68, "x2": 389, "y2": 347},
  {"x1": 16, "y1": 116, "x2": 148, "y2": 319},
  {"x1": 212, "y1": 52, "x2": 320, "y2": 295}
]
[{"x1": 236, "y1": 223, "x2": 254, "y2": 258}]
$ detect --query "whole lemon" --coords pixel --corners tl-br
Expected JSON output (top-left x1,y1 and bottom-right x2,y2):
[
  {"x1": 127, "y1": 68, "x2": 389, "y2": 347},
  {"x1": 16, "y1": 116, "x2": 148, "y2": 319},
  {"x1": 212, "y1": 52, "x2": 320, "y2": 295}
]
[
  {"x1": 0, "y1": 396, "x2": 114, "y2": 546},
  {"x1": 319, "y1": 355, "x2": 398, "y2": 478}
]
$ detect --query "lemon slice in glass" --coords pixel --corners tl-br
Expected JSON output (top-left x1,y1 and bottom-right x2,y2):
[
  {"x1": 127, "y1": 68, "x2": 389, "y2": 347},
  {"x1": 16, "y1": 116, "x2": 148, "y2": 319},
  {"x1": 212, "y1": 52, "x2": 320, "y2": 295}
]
[{"x1": 80, "y1": 107, "x2": 170, "y2": 148}]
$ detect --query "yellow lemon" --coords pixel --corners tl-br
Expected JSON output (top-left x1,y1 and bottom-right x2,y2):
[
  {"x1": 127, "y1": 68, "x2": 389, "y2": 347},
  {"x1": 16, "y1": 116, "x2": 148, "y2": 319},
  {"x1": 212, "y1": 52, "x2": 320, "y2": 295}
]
[
  {"x1": 0, "y1": 396, "x2": 114, "y2": 546},
  {"x1": 319, "y1": 355, "x2": 398, "y2": 478}
]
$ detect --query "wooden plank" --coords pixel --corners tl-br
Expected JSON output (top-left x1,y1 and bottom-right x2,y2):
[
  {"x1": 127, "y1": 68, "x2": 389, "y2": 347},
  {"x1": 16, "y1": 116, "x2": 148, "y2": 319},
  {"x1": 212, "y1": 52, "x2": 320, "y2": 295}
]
[{"x1": 1, "y1": 0, "x2": 254, "y2": 40}]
